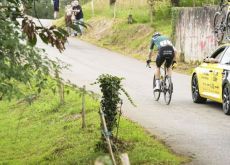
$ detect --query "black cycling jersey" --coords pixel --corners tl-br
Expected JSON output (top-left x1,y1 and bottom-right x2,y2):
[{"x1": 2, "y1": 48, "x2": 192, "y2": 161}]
[{"x1": 150, "y1": 35, "x2": 175, "y2": 68}]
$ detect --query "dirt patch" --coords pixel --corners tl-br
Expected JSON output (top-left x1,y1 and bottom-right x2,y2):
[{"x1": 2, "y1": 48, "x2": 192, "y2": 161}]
[
  {"x1": 64, "y1": 114, "x2": 81, "y2": 122},
  {"x1": 85, "y1": 18, "x2": 114, "y2": 40}
]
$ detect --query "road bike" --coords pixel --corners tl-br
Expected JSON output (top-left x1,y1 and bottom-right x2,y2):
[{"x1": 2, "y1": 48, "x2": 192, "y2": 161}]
[
  {"x1": 214, "y1": 0, "x2": 230, "y2": 42},
  {"x1": 147, "y1": 61, "x2": 174, "y2": 105}
]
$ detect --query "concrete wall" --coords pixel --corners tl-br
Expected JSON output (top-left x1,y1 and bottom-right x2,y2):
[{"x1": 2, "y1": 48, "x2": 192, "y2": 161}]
[{"x1": 174, "y1": 7, "x2": 218, "y2": 62}]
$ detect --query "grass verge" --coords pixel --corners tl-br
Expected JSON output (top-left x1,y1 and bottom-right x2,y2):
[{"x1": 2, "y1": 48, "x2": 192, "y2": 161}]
[{"x1": 0, "y1": 82, "x2": 189, "y2": 164}]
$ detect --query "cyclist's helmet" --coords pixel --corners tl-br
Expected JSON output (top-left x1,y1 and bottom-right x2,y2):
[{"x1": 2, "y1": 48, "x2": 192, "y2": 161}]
[{"x1": 152, "y1": 32, "x2": 161, "y2": 38}]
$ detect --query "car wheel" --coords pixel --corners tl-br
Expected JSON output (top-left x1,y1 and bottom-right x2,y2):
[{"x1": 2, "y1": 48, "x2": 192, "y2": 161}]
[
  {"x1": 191, "y1": 74, "x2": 207, "y2": 103},
  {"x1": 223, "y1": 85, "x2": 230, "y2": 115}
]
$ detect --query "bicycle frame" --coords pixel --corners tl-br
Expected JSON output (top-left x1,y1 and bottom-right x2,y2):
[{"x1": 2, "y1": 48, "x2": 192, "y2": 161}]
[
  {"x1": 148, "y1": 61, "x2": 173, "y2": 85},
  {"x1": 214, "y1": 1, "x2": 230, "y2": 42},
  {"x1": 220, "y1": 2, "x2": 230, "y2": 20},
  {"x1": 159, "y1": 63, "x2": 168, "y2": 91},
  {"x1": 148, "y1": 60, "x2": 174, "y2": 104}
]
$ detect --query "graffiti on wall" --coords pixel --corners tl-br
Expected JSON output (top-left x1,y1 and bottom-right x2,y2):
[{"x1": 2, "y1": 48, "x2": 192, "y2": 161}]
[
  {"x1": 174, "y1": 7, "x2": 218, "y2": 62},
  {"x1": 199, "y1": 35, "x2": 215, "y2": 51}
]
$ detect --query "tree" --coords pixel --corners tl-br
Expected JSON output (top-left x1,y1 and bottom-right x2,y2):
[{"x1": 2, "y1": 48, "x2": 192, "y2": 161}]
[
  {"x1": 0, "y1": 0, "x2": 68, "y2": 99},
  {"x1": 110, "y1": 0, "x2": 116, "y2": 6},
  {"x1": 26, "y1": 0, "x2": 53, "y2": 19},
  {"x1": 147, "y1": 0, "x2": 155, "y2": 23},
  {"x1": 171, "y1": 0, "x2": 180, "y2": 6}
]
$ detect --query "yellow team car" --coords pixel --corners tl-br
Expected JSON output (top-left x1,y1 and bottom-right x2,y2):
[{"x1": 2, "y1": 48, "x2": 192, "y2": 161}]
[{"x1": 192, "y1": 44, "x2": 230, "y2": 115}]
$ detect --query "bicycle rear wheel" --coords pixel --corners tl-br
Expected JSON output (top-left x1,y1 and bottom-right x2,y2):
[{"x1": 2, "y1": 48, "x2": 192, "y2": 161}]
[
  {"x1": 153, "y1": 75, "x2": 161, "y2": 101},
  {"x1": 164, "y1": 76, "x2": 173, "y2": 105},
  {"x1": 214, "y1": 12, "x2": 224, "y2": 42},
  {"x1": 226, "y1": 12, "x2": 230, "y2": 41}
]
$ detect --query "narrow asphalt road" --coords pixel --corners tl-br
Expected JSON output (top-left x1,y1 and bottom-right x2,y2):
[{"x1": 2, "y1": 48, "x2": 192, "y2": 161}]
[{"x1": 38, "y1": 37, "x2": 230, "y2": 165}]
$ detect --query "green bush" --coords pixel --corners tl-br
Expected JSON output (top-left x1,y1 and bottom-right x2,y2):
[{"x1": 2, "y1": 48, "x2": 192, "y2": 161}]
[
  {"x1": 179, "y1": 0, "x2": 219, "y2": 6},
  {"x1": 94, "y1": 74, "x2": 135, "y2": 134}
]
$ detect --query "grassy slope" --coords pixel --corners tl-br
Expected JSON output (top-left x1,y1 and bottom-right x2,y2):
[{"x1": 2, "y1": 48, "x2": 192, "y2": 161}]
[
  {"x1": 0, "y1": 83, "x2": 188, "y2": 164},
  {"x1": 81, "y1": 0, "x2": 171, "y2": 58}
]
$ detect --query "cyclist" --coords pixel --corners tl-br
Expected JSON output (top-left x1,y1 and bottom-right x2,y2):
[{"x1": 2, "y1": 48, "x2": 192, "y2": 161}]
[{"x1": 146, "y1": 32, "x2": 177, "y2": 91}]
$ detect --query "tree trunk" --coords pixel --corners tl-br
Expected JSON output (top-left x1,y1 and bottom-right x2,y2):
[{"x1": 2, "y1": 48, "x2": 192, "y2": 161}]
[{"x1": 91, "y1": 0, "x2": 94, "y2": 16}]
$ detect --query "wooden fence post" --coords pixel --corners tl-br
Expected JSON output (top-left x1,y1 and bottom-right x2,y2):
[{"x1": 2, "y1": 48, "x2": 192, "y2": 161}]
[
  {"x1": 99, "y1": 108, "x2": 116, "y2": 165},
  {"x1": 55, "y1": 69, "x2": 64, "y2": 105},
  {"x1": 120, "y1": 153, "x2": 130, "y2": 165},
  {"x1": 82, "y1": 85, "x2": 86, "y2": 129}
]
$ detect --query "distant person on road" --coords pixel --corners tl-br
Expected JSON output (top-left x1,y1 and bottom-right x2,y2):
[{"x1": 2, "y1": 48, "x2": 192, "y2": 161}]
[
  {"x1": 53, "y1": 0, "x2": 59, "y2": 19},
  {"x1": 71, "y1": 0, "x2": 84, "y2": 36},
  {"x1": 146, "y1": 32, "x2": 177, "y2": 91}
]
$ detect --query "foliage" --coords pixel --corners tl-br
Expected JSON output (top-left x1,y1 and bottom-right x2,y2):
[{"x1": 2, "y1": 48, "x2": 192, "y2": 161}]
[
  {"x1": 25, "y1": 0, "x2": 92, "y2": 19},
  {"x1": 171, "y1": 7, "x2": 180, "y2": 44},
  {"x1": 94, "y1": 74, "x2": 135, "y2": 134},
  {"x1": 179, "y1": 0, "x2": 219, "y2": 6},
  {"x1": 0, "y1": 0, "x2": 69, "y2": 100},
  {"x1": 171, "y1": 0, "x2": 180, "y2": 6},
  {"x1": 83, "y1": 0, "x2": 151, "y2": 23},
  {"x1": 26, "y1": 0, "x2": 53, "y2": 19}
]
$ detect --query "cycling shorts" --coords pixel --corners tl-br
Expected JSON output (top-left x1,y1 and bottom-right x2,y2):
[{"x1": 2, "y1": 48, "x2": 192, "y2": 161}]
[{"x1": 156, "y1": 45, "x2": 175, "y2": 68}]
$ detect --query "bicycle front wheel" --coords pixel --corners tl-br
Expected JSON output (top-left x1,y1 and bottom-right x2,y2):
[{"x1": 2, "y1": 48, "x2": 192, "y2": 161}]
[
  {"x1": 164, "y1": 76, "x2": 173, "y2": 105},
  {"x1": 214, "y1": 12, "x2": 224, "y2": 43},
  {"x1": 153, "y1": 76, "x2": 160, "y2": 101}
]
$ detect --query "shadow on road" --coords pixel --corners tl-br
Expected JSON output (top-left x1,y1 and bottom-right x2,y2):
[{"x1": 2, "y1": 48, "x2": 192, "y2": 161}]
[{"x1": 205, "y1": 100, "x2": 223, "y2": 112}]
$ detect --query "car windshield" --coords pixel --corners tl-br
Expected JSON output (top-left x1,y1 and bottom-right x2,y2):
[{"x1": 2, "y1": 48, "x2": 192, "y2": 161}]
[
  {"x1": 210, "y1": 46, "x2": 226, "y2": 61},
  {"x1": 220, "y1": 47, "x2": 230, "y2": 64}
]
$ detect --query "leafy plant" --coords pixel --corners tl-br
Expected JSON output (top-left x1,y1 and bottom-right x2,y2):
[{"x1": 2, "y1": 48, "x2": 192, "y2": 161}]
[
  {"x1": 94, "y1": 74, "x2": 135, "y2": 135},
  {"x1": 0, "y1": 0, "x2": 69, "y2": 100}
]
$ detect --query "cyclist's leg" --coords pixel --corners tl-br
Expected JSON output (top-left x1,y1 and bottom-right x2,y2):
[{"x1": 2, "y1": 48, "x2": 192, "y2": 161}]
[
  {"x1": 164, "y1": 47, "x2": 175, "y2": 82},
  {"x1": 155, "y1": 53, "x2": 165, "y2": 75},
  {"x1": 154, "y1": 53, "x2": 164, "y2": 91},
  {"x1": 166, "y1": 58, "x2": 173, "y2": 77},
  {"x1": 166, "y1": 65, "x2": 173, "y2": 83}
]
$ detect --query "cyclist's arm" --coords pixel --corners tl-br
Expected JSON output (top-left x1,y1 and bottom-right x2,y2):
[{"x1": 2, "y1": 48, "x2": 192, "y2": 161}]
[
  {"x1": 148, "y1": 40, "x2": 155, "y2": 61},
  {"x1": 148, "y1": 50, "x2": 154, "y2": 62}
]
